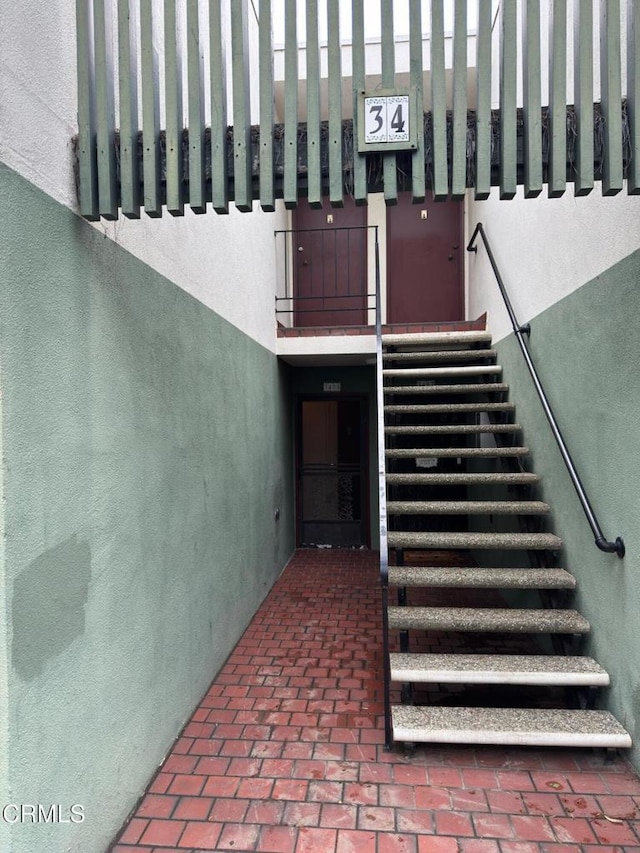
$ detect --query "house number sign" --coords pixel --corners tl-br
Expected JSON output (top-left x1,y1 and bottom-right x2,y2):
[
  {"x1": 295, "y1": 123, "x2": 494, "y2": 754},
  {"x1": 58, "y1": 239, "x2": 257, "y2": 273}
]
[{"x1": 357, "y1": 89, "x2": 418, "y2": 153}]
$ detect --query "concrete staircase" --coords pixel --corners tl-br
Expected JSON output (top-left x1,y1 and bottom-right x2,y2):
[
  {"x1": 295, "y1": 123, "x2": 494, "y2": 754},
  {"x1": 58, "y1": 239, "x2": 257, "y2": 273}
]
[{"x1": 381, "y1": 330, "x2": 631, "y2": 750}]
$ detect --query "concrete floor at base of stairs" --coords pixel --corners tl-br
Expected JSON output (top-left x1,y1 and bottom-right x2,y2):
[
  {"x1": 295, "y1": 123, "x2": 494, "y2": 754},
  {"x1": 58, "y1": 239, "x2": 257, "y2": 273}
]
[{"x1": 110, "y1": 549, "x2": 640, "y2": 853}]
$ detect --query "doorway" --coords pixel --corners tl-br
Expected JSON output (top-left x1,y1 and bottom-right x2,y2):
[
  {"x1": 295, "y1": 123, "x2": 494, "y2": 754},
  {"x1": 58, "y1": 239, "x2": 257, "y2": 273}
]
[
  {"x1": 297, "y1": 397, "x2": 369, "y2": 547},
  {"x1": 387, "y1": 192, "x2": 464, "y2": 323},
  {"x1": 293, "y1": 198, "x2": 367, "y2": 326}
]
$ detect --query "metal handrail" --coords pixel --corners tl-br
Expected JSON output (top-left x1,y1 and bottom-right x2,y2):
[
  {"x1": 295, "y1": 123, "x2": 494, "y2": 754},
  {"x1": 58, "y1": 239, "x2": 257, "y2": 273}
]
[
  {"x1": 467, "y1": 222, "x2": 625, "y2": 559},
  {"x1": 373, "y1": 226, "x2": 393, "y2": 748}
]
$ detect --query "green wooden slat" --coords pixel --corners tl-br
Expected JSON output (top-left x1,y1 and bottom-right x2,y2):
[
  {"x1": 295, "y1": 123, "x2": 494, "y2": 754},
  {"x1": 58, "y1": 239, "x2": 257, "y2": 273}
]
[
  {"x1": 118, "y1": 0, "x2": 140, "y2": 218},
  {"x1": 141, "y1": 0, "x2": 162, "y2": 217},
  {"x1": 284, "y1": 0, "x2": 298, "y2": 208},
  {"x1": 259, "y1": 0, "x2": 275, "y2": 211},
  {"x1": 600, "y1": 0, "x2": 623, "y2": 195},
  {"x1": 499, "y1": 1, "x2": 517, "y2": 198},
  {"x1": 94, "y1": 0, "x2": 118, "y2": 219},
  {"x1": 231, "y1": 0, "x2": 252, "y2": 211},
  {"x1": 328, "y1": 0, "x2": 343, "y2": 206},
  {"x1": 548, "y1": 0, "x2": 567, "y2": 197},
  {"x1": 210, "y1": 0, "x2": 228, "y2": 214},
  {"x1": 573, "y1": 0, "x2": 594, "y2": 195},
  {"x1": 306, "y1": 0, "x2": 322, "y2": 207},
  {"x1": 165, "y1": 0, "x2": 184, "y2": 216},
  {"x1": 451, "y1": 0, "x2": 468, "y2": 199},
  {"x1": 187, "y1": 0, "x2": 206, "y2": 213},
  {"x1": 351, "y1": 0, "x2": 367, "y2": 204},
  {"x1": 523, "y1": 0, "x2": 542, "y2": 198},
  {"x1": 430, "y1": 0, "x2": 448, "y2": 200},
  {"x1": 76, "y1": 0, "x2": 99, "y2": 220},
  {"x1": 409, "y1": 0, "x2": 425, "y2": 202},
  {"x1": 627, "y1": 0, "x2": 640, "y2": 193},
  {"x1": 475, "y1": 0, "x2": 492, "y2": 200},
  {"x1": 381, "y1": 0, "x2": 397, "y2": 204}
]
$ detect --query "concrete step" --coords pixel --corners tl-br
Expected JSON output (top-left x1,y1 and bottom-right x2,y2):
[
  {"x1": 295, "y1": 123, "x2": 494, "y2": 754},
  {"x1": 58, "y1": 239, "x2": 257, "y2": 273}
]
[
  {"x1": 387, "y1": 531, "x2": 562, "y2": 550},
  {"x1": 387, "y1": 500, "x2": 550, "y2": 515},
  {"x1": 384, "y1": 382, "x2": 509, "y2": 396},
  {"x1": 384, "y1": 349, "x2": 497, "y2": 363},
  {"x1": 385, "y1": 402, "x2": 515, "y2": 414},
  {"x1": 388, "y1": 565, "x2": 576, "y2": 589},
  {"x1": 385, "y1": 424, "x2": 522, "y2": 435},
  {"x1": 387, "y1": 606, "x2": 588, "y2": 633},
  {"x1": 383, "y1": 365, "x2": 502, "y2": 379},
  {"x1": 382, "y1": 331, "x2": 493, "y2": 347},
  {"x1": 385, "y1": 446, "x2": 529, "y2": 459},
  {"x1": 386, "y1": 472, "x2": 540, "y2": 486},
  {"x1": 391, "y1": 706, "x2": 632, "y2": 748},
  {"x1": 389, "y1": 653, "x2": 610, "y2": 686}
]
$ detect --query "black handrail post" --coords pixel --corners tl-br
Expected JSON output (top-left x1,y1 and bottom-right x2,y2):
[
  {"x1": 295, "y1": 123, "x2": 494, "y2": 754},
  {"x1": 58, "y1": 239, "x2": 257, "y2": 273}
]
[{"x1": 467, "y1": 222, "x2": 625, "y2": 559}]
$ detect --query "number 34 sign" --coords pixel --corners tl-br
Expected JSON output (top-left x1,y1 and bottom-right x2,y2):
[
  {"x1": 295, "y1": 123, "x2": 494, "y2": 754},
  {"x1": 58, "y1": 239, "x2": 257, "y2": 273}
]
[{"x1": 357, "y1": 89, "x2": 418, "y2": 153}]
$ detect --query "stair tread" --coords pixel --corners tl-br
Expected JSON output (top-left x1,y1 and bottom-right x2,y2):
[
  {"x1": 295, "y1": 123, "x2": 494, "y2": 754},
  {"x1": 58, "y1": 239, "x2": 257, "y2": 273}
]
[
  {"x1": 387, "y1": 606, "x2": 588, "y2": 633},
  {"x1": 384, "y1": 349, "x2": 497, "y2": 362},
  {"x1": 384, "y1": 383, "x2": 509, "y2": 395},
  {"x1": 383, "y1": 365, "x2": 502, "y2": 378},
  {"x1": 387, "y1": 531, "x2": 562, "y2": 550},
  {"x1": 386, "y1": 472, "x2": 539, "y2": 485},
  {"x1": 391, "y1": 706, "x2": 632, "y2": 747},
  {"x1": 387, "y1": 500, "x2": 550, "y2": 515},
  {"x1": 385, "y1": 424, "x2": 522, "y2": 434},
  {"x1": 388, "y1": 566, "x2": 576, "y2": 589},
  {"x1": 385, "y1": 403, "x2": 515, "y2": 413},
  {"x1": 382, "y1": 331, "x2": 493, "y2": 346},
  {"x1": 386, "y1": 446, "x2": 529, "y2": 458},
  {"x1": 389, "y1": 653, "x2": 610, "y2": 685}
]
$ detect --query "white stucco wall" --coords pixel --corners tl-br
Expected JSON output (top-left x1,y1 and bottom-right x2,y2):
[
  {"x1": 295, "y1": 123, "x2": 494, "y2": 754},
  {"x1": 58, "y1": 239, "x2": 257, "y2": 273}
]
[
  {"x1": 467, "y1": 184, "x2": 640, "y2": 342},
  {"x1": 0, "y1": 0, "x2": 284, "y2": 353}
]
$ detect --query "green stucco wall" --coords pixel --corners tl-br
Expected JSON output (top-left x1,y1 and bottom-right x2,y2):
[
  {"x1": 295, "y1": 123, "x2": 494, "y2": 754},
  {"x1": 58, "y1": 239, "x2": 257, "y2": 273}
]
[
  {"x1": 0, "y1": 163, "x2": 294, "y2": 853},
  {"x1": 493, "y1": 249, "x2": 640, "y2": 769}
]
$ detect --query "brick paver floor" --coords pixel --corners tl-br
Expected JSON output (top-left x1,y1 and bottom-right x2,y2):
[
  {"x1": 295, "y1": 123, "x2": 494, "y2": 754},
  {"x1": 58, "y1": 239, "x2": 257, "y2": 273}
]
[{"x1": 111, "y1": 549, "x2": 640, "y2": 852}]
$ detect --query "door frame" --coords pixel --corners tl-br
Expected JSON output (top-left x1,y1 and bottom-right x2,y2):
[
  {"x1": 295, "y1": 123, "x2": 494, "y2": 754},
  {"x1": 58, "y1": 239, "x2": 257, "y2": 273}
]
[{"x1": 295, "y1": 392, "x2": 371, "y2": 548}]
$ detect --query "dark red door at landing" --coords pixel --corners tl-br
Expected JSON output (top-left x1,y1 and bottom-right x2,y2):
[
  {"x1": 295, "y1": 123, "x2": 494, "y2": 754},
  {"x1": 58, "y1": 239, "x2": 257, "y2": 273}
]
[
  {"x1": 293, "y1": 198, "x2": 367, "y2": 327},
  {"x1": 387, "y1": 193, "x2": 464, "y2": 323}
]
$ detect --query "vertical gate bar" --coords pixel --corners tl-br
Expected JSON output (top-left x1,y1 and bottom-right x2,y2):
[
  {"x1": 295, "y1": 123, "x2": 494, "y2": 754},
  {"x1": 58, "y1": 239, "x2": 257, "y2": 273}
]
[
  {"x1": 259, "y1": 0, "x2": 275, "y2": 210},
  {"x1": 600, "y1": 0, "x2": 623, "y2": 195},
  {"x1": 548, "y1": 0, "x2": 567, "y2": 197},
  {"x1": 409, "y1": 0, "x2": 425, "y2": 202},
  {"x1": 451, "y1": 0, "x2": 468, "y2": 199},
  {"x1": 499, "y1": 1, "x2": 517, "y2": 199},
  {"x1": 475, "y1": 0, "x2": 492, "y2": 200},
  {"x1": 210, "y1": 0, "x2": 229, "y2": 213},
  {"x1": 94, "y1": 0, "x2": 118, "y2": 219},
  {"x1": 523, "y1": 0, "x2": 542, "y2": 198},
  {"x1": 77, "y1": 0, "x2": 99, "y2": 220},
  {"x1": 187, "y1": 0, "x2": 206, "y2": 213},
  {"x1": 306, "y1": 0, "x2": 322, "y2": 207},
  {"x1": 141, "y1": 0, "x2": 162, "y2": 217},
  {"x1": 430, "y1": 0, "x2": 448, "y2": 200},
  {"x1": 328, "y1": 0, "x2": 343, "y2": 205},
  {"x1": 231, "y1": 0, "x2": 253, "y2": 211},
  {"x1": 165, "y1": 0, "x2": 185, "y2": 215},
  {"x1": 284, "y1": 0, "x2": 298, "y2": 208},
  {"x1": 627, "y1": 0, "x2": 640, "y2": 193},
  {"x1": 352, "y1": 0, "x2": 367, "y2": 203},
  {"x1": 118, "y1": 0, "x2": 141, "y2": 218},
  {"x1": 381, "y1": 0, "x2": 397, "y2": 204},
  {"x1": 573, "y1": 0, "x2": 594, "y2": 194}
]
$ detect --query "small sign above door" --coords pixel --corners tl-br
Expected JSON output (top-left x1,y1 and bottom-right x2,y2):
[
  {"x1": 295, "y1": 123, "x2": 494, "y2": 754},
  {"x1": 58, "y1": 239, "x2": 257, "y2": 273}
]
[
  {"x1": 357, "y1": 89, "x2": 418, "y2": 153},
  {"x1": 323, "y1": 382, "x2": 342, "y2": 392}
]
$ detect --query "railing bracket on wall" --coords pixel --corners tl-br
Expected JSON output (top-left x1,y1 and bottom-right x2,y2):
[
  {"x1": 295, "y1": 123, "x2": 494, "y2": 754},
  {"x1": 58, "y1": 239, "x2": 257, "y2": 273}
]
[{"x1": 467, "y1": 222, "x2": 625, "y2": 560}]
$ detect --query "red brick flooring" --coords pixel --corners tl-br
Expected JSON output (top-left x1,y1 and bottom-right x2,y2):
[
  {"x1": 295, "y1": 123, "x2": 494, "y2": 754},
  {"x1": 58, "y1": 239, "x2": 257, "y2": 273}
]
[{"x1": 111, "y1": 550, "x2": 640, "y2": 853}]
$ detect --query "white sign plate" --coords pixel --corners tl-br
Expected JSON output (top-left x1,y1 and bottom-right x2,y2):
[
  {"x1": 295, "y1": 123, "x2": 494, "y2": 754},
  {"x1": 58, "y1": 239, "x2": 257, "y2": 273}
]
[{"x1": 364, "y1": 94, "x2": 410, "y2": 144}]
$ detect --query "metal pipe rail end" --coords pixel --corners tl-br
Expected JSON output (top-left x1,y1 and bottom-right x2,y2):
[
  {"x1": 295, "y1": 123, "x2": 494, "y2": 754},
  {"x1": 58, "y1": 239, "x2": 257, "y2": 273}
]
[{"x1": 596, "y1": 536, "x2": 625, "y2": 558}]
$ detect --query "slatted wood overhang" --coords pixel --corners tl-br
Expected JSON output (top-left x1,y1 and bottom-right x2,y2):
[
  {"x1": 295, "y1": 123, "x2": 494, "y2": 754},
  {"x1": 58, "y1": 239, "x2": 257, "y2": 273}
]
[{"x1": 75, "y1": 0, "x2": 640, "y2": 221}]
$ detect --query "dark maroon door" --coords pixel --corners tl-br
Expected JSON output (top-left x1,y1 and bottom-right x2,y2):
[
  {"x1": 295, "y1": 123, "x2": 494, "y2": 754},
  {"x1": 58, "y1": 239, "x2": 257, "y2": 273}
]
[
  {"x1": 293, "y1": 198, "x2": 367, "y2": 326},
  {"x1": 387, "y1": 193, "x2": 464, "y2": 323}
]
